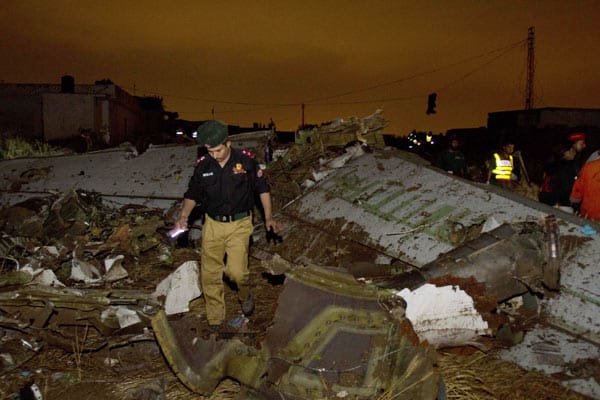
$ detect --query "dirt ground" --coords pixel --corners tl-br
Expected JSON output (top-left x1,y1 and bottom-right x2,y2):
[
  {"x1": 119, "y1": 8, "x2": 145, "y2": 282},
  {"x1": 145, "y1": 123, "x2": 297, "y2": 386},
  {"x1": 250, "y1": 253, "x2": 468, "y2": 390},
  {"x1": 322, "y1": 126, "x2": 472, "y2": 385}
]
[
  {"x1": 0, "y1": 252, "x2": 592, "y2": 400},
  {"x1": 0, "y1": 146, "x2": 595, "y2": 399}
]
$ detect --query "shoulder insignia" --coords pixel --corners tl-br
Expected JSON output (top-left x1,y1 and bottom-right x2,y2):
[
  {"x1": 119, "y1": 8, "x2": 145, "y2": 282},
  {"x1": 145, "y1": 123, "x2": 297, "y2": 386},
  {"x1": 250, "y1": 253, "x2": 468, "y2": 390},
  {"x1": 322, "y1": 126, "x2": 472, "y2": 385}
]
[
  {"x1": 196, "y1": 155, "x2": 206, "y2": 163},
  {"x1": 195, "y1": 155, "x2": 206, "y2": 166},
  {"x1": 242, "y1": 149, "x2": 255, "y2": 159}
]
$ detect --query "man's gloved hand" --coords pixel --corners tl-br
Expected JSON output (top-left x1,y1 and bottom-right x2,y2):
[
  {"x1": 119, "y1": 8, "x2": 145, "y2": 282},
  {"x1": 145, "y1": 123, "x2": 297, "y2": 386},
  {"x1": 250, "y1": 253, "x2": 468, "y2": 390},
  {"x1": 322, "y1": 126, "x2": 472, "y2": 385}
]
[{"x1": 266, "y1": 226, "x2": 283, "y2": 244}]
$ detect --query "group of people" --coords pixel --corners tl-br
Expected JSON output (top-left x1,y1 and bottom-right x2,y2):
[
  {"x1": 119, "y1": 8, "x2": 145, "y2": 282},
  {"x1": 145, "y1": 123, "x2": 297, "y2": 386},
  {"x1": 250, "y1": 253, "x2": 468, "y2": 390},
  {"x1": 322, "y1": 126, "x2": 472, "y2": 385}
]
[
  {"x1": 538, "y1": 132, "x2": 599, "y2": 222},
  {"x1": 435, "y1": 132, "x2": 599, "y2": 223}
]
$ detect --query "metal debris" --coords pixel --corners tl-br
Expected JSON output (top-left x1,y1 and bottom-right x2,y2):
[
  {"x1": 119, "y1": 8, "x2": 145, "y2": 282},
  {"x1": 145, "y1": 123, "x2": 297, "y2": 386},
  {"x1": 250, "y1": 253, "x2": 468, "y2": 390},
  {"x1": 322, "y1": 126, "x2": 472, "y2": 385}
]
[
  {"x1": 152, "y1": 264, "x2": 443, "y2": 399},
  {"x1": 1, "y1": 133, "x2": 599, "y2": 398},
  {"x1": 295, "y1": 109, "x2": 386, "y2": 148}
]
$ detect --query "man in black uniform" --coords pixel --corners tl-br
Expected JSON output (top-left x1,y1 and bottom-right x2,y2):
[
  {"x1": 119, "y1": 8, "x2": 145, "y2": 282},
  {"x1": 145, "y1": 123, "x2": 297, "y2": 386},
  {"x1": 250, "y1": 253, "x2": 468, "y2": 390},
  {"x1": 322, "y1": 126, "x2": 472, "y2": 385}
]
[{"x1": 174, "y1": 120, "x2": 278, "y2": 330}]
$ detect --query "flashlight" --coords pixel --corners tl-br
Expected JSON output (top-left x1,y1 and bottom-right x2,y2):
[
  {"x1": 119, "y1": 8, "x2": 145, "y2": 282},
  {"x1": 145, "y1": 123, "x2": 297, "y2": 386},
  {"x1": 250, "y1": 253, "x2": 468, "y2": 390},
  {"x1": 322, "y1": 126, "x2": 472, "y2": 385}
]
[{"x1": 168, "y1": 228, "x2": 186, "y2": 238}]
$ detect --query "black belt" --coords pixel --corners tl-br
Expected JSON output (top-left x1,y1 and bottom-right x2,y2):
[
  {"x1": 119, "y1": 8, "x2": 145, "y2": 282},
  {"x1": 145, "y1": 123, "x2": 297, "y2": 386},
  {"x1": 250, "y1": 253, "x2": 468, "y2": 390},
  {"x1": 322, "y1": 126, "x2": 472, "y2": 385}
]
[{"x1": 209, "y1": 211, "x2": 251, "y2": 222}]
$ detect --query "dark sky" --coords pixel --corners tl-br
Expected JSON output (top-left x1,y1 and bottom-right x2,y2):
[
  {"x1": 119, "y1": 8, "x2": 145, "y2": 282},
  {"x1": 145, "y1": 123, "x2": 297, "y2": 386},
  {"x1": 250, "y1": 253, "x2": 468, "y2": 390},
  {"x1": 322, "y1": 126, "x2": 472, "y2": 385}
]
[{"x1": 1, "y1": 0, "x2": 599, "y2": 134}]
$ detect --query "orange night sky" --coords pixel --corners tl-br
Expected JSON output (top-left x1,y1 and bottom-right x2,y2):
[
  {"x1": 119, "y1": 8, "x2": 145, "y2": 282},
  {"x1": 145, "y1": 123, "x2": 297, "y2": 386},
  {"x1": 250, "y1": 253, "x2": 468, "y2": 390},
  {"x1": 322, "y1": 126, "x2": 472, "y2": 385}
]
[{"x1": 1, "y1": 0, "x2": 599, "y2": 135}]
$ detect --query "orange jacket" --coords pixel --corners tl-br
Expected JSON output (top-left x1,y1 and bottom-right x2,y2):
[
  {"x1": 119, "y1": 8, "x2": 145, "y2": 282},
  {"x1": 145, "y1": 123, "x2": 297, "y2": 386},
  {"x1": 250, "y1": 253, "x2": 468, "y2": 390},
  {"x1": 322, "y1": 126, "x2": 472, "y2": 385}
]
[{"x1": 570, "y1": 159, "x2": 600, "y2": 222}]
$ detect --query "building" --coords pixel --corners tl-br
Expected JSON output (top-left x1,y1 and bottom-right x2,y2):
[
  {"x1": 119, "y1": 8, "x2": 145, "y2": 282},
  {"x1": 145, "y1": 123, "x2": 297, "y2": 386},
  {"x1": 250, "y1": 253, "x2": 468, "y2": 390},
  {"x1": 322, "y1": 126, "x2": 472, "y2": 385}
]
[
  {"x1": 0, "y1": 76, "x2": 165, "y2": 147},
  {"x1": 488, "y1": 107, "x2": 600, "y2": 133}
]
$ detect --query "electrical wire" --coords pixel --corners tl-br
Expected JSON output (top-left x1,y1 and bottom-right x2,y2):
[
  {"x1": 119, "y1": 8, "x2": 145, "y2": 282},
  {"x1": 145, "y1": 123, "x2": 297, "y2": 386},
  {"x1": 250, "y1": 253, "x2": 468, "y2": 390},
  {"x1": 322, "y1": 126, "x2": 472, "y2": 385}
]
[
  {"x1": 436, "y1": 45, "x2": 521, "y2": 93},
  {"x1": 310, "y1": 44, "x2": 523, "y2": 106},
  {"x1": 305, "y1": 39, "x2": 526, "y2": 104},
  {"x1": 124, "y1": 38, "x2": 526, "y2": 117},
  {"x1": 176, "y1": 104, "x2": 296, "y2": 115},
  {"x1": 123, "y1": 87, "x2": 298, "y2": 107}
]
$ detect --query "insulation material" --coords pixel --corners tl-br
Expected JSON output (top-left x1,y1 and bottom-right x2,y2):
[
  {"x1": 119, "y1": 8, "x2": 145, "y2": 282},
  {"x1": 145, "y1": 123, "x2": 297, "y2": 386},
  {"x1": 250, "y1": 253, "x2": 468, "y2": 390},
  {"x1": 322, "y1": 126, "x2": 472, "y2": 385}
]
[{"x1": 397, "y1": 283, "x2": 491, "y2": 348}]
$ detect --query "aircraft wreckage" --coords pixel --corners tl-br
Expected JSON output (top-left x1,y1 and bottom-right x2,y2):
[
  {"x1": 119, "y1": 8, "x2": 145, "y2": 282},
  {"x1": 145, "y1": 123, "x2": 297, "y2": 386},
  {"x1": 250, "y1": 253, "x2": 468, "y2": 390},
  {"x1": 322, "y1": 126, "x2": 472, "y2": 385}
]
[{"x1": 0, "y1": 116, "x2": 599, "y2": 398}]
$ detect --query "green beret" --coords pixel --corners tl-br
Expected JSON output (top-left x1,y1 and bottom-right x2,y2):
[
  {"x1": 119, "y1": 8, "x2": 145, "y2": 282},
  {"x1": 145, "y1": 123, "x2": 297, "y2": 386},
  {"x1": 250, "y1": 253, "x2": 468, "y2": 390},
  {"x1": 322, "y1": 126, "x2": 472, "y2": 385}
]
[{"x1": 196, "y1": 120, "x2": 228, "y2": 147}]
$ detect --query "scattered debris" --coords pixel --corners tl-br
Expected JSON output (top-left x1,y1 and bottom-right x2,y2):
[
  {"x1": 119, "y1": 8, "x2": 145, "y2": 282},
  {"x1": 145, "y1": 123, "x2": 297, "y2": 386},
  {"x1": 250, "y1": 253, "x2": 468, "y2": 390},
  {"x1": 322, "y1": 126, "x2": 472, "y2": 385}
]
[
  {"x1": 0, "y1": 120, "x2": 598, "y2": 399},
  {"x1": 152, "y1": 264, "x2": 443, "y2": 399},
  {"x1": 295, "y1": 109, "x2": 386, "y2": 148}
]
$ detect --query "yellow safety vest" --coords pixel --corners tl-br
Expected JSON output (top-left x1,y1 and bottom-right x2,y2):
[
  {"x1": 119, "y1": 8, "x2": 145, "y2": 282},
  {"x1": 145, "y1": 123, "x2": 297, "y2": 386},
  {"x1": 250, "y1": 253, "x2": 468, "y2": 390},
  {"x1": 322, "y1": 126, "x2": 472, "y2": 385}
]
[{"x1": 491, "y1": 153, "x2": 513, "y2": 181}]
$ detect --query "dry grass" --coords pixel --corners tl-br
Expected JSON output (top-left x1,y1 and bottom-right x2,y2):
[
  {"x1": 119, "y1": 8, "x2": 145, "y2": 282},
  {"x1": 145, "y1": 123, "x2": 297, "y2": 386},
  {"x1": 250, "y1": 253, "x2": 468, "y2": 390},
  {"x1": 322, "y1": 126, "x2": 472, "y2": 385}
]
[
  {"x1": 2, "y1": 340, "x2": 592, "y2": 399},
  {"x1": 0, "y1": 137, "x2": 63, "y2": 159},
  {"x1": 438, "y1": 351, "x2": 590, "y2": 400}
]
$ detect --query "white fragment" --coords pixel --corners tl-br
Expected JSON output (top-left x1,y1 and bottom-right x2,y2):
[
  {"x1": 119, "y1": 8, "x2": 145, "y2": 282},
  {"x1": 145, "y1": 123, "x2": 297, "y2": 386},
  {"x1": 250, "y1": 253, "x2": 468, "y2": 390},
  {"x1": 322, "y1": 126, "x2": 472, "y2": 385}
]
[
  {"x1": 101, "y1": 306, "x2": 141, "y2": 328},
  {"x1": 31, "y1": 269, "x2": 65, "y2": 287},
  {"x1": 396, "y1": 283, "x2": 490, "y2": 348},
  {"x1": 153, "y1": 261, "x2": 202, "y2": 315},
  {"x1": 103, "y1": 255, "x2": 128, "y2": 282},
  {"x1": 70, "y1": 257, "x2": 101, "y2": 283},
  {"x1": 481, "y1": 216, "x2": 501, "y2": 233},
  {"x1": 104, "y1": 255, "x2": 124, "y2": 272},
  {"x1": 104, "y1": 357, "x2": 120, "y2": 367}
]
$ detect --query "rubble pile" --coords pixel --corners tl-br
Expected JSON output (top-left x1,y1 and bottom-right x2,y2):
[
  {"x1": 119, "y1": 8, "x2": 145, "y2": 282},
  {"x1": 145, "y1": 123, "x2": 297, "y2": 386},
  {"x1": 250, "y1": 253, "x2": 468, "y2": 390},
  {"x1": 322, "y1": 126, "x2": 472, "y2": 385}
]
[
  {"x1": 0, "y1": 112, "x2": 597, "y2": 399},
  {"x1": 295, "y1": 109, "x2": 386, "y2": 149},
  {"x1": 267, "y1": 141, "x2": 370, "y2": 211},
  {"x1": 0, "y1": 190, "x2": 201, "y2": 371}
]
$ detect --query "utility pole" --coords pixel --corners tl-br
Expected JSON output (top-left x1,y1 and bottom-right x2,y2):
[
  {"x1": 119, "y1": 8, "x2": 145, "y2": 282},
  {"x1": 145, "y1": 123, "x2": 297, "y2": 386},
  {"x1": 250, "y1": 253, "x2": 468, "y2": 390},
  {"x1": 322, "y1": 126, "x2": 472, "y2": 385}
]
[
  {"x1": 301, "y1": 103, "x2": 305, "y2": 129},
  {"x1": 525, "y1": 26, "x2": 535, "y2": 110}
]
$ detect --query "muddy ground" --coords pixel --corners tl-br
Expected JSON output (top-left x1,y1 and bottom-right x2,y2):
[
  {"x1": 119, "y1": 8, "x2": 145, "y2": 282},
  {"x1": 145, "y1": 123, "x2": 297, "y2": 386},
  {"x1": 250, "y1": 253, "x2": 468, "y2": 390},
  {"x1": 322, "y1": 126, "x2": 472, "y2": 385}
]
[
  {"x1": 0, "y1": 248, "x2": 592, "y2": 400},
  {"x1": 0, "y1": 142, "x2": 595, "y2": 399}
]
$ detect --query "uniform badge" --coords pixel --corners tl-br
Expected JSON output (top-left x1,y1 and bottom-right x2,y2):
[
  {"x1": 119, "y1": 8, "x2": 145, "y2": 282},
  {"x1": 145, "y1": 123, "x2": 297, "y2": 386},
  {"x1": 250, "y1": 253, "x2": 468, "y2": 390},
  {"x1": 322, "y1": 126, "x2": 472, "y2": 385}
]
[{"x1": 233, "y1": 163, "x2": 246, "y2": 174}]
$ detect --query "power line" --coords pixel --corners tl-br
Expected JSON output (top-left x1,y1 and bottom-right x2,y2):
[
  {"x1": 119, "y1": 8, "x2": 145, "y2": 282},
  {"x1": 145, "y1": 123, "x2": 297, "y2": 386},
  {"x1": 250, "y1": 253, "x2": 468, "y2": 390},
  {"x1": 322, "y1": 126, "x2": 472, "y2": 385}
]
[
  {"x1": 124, "y1": 87, "x2": 298, "y2": 107},
  {"x1": 304, "y1": 39, "x2": 525, "y2": 104},
  {"x1": 311, "y1": 44, "x2": 523, "y2": 106},
  {"x1": 177, "y1": 104, "x2": 293, "y2": 115},
  {"x1": 124, "y1": 38, "x2": 525, "y2": 113},
  {"x1": 436, "y1": 46, "x2": 520, "y2": 93}
]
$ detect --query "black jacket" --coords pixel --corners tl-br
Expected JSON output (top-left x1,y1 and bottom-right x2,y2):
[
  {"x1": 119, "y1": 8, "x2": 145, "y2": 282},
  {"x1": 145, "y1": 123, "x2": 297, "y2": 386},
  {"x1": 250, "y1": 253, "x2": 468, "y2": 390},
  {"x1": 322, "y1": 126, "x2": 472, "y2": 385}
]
[
  {"x1": 539, "y1": 158, "x2": 577, "y2": 206},
  {"x1": 184, "y1": 147, "x2": 270, "y2": 216}
]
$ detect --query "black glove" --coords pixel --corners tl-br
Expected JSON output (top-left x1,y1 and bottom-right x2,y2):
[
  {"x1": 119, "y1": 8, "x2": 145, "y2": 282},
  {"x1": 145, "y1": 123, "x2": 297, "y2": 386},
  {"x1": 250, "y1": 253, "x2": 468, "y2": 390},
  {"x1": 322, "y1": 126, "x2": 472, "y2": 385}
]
[{"x1": 266, "y1": 227, "x2": 283, "y2": 244}]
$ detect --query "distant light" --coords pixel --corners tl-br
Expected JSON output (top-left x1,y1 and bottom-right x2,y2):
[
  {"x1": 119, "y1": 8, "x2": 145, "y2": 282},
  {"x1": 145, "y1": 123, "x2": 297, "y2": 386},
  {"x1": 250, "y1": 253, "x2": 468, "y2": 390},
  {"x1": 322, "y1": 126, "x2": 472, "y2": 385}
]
[
  {"x1": 176, "y1": 130, "x2": 183, "y2": 136},
  {"x1": 192, "y1": 131, "x2": 197, "y2": 138}
]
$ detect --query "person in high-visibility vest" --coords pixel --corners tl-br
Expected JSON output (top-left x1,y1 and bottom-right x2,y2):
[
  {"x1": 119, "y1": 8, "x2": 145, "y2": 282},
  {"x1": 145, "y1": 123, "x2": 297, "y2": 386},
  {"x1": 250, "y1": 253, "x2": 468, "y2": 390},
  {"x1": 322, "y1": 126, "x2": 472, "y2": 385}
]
[{"x1": 486, "y1": 140, "x2": 519, "y2": 186}]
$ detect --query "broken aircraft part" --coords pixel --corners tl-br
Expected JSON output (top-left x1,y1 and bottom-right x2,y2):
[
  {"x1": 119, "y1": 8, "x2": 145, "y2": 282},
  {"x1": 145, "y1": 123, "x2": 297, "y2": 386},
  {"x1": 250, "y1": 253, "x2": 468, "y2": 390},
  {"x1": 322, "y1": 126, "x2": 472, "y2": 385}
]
[
  {"x1": 370, "y1": 222, "x2": 557, "y2": 302},
  {"x1": 0, "y1": 287, "x2": 157, "y2": 352},
  {"x1": 1, "y1": 137, "x2": 599, "y2": 398},
  {"x1": 295, "y1": 109, "x2": 386, "y2": 148},
  {"x1": 152, "y1": 264, "x2": 443, "y2": 399}
]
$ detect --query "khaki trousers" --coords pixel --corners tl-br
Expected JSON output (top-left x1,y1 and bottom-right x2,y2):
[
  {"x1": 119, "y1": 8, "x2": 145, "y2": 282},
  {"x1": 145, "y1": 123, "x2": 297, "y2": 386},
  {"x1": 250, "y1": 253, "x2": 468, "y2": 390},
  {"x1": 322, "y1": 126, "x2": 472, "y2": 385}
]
[{"x1": 201, "y1": 214, "x2": 253, "y2": 325}]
